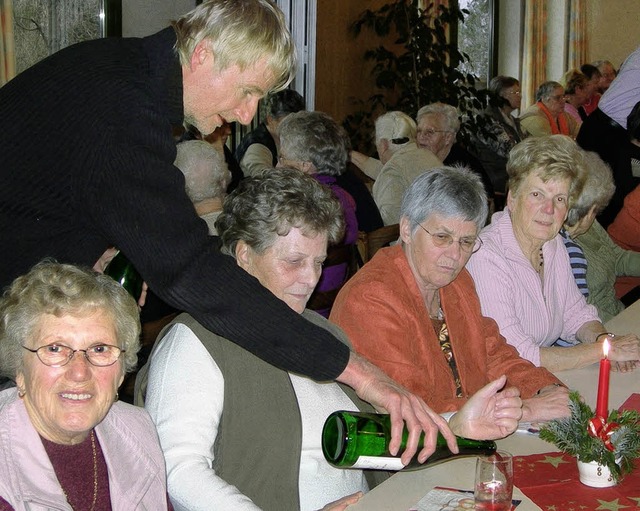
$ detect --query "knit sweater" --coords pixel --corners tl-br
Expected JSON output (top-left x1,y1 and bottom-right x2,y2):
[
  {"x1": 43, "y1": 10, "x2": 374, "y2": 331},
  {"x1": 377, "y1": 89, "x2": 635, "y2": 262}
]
[
  {"x1": 0, "y1": 28, "x2": 348, "y2": 380},
  {"x1": 574, "y1": 220, "x2": 640, "y2": 323}
]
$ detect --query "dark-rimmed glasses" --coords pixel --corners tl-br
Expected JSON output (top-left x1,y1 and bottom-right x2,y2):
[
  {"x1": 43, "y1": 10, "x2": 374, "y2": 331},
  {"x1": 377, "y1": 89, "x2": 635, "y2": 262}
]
[
  {"x1": 22, "y1": 344, "x2": 125, "y2": 367},
  {"x1": 418, "y1": 224, "x2": 482, "y2": 254}
]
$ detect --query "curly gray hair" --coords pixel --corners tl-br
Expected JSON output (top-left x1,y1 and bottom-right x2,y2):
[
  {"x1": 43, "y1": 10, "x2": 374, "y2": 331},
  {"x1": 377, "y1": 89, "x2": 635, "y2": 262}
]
[
  {"x1": 278, "y1": 111, "x2": 349, "y2": 177},
  {"x1": 0, "y1": 261, "x2": 141, "y2": 379},
  {"x1": 216, "y1": 167, "x2": 345, "y2": 257}
]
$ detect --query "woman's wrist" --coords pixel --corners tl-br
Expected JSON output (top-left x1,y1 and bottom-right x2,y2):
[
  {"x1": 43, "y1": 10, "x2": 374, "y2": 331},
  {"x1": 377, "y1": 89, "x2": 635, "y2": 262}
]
[{"x1": 596, "y1": 332, "x2": 615, "y2": 343}]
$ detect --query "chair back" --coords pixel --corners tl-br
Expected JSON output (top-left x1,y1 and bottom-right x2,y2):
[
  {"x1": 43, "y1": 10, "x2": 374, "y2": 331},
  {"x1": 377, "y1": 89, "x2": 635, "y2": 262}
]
[{"x1": 357, "y1": 224, "x2": 400, "y2": 265}]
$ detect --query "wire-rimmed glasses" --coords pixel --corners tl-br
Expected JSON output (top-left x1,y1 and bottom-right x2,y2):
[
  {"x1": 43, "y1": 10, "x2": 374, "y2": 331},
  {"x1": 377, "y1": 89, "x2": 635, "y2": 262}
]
[
  {"x1": 418, "y1": 224, "x2": 483, "y2": 254},
  {"x1": 22, "y1": 344, "x2": 125, "y2": 367}
]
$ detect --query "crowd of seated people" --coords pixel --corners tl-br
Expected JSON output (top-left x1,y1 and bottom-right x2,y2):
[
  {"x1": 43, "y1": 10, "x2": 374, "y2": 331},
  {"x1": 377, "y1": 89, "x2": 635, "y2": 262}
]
[
  {"x1": 134, "y1": 167, "x2": 523, "y2": 511},
  {"x1": 5, "y1": 0, "x2": 640, "y2": 507},
  {"x1": 331, "y1": 167, "x2": 569, "y2": 421}
]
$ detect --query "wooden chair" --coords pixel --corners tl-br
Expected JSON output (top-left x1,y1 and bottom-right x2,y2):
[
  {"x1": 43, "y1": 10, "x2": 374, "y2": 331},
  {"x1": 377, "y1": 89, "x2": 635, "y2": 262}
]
[
  {"x1": 357, "y1": 224, "x2": 400, "y2": 265},
  {"x1": 306, "y1": 243, "x2": 359, "y2": 315},
  {"x1": 119, "y1": 312, "x2": 178, "y2": 404}
]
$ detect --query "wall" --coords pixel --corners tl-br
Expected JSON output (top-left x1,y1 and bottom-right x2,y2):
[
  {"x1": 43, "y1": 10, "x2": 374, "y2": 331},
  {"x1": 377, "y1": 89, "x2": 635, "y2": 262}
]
[
  {"x1": 122, "y1": 0, "x2": 194, "y2": 37},
  {"x1": 587, "y1": 0, "x2": 638, "y2": 69},
  {"x1": 315, "y1": 0, "x2": 389, "y2": 123}
]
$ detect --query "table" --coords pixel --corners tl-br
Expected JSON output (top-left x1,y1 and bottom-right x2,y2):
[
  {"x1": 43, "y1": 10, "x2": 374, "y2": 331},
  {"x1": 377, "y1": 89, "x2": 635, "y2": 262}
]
[{"x1": 347, "y1": 308, "x2": 640, "y2": 510}]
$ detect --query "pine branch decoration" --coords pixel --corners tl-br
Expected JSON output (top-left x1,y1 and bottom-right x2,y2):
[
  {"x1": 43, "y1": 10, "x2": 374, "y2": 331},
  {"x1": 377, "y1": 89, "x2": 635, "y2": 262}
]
[{"x1": 539, "y1": 391, "x2": 640, "y2": 483}]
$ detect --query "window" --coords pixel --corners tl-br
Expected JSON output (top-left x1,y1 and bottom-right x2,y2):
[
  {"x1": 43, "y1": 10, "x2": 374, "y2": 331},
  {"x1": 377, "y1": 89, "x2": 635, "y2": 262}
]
[
  {"x1": 457, "y1": 0, "x2": 497, "y2": 85},
  {"x1": 13, "y1": 0, "x2": 121, "y2": 75}
]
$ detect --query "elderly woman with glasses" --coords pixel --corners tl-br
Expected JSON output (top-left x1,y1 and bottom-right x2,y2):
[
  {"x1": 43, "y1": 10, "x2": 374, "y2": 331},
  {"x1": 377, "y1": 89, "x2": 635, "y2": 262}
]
[
  {"x1": 331, "y1": 167, "x2": 568, "y2": 422},
  {"x1": 467, "y1": 136, "x2": 640, "y2": 373},
  {"x1": 0, "y1": 262, "x2": 171, "y2": 510},
  {"x1": 520, "y1": 81, "x2": 580, "y2": 139},
  {"x1": 136, "y1": 168, "x2": 525, "y2": 511}
]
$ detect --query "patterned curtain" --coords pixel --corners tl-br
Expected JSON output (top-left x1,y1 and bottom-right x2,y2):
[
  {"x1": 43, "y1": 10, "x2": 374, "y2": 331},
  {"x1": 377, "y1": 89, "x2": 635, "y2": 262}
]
[
  {"x1": 521, "y1": 0, "x2": 547, "y2": 110},
  {"x1": 567, "y1": 0, "x2": 587, "y2": 70},
  {"x1": 0, "y1": 0, "x2": 15, "y2": 86}
]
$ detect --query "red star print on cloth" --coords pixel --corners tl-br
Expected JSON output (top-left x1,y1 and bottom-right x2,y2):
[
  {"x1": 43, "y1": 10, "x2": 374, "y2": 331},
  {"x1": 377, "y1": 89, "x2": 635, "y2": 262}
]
[{"x1": 513, "y1": 452, "x2": 640, "y2": 510}]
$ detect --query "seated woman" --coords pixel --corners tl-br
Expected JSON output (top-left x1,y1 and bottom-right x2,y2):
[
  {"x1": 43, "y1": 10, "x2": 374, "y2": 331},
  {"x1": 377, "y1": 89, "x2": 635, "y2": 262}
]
[
  {"x1": 330, "y1": 167, "x2": 567, "y2": 422},
  {"x1": 560, "y1": 69, "x2": 593, "y2": 127},
  {"x1": 473, "y1": 76, "x2": 527, "y2": 195},
  {"x1": 136, "y1": 168, "x2": 523, "y2": 511},
  {"x1": 277, "y1": 111, "x2": 360, "y2": 317},
  {"x1": 563, "y1": 151, "x2": 640, "y2": 322},
  {"x1": 0, "y1": 262, "x2": 170, "y2": 509},
  {"x1": 520, "y1": 81, "x2": 580, "y2": 139},
  {"x1": 467, "y1": 135, "x2": 640, "y2": 372}
]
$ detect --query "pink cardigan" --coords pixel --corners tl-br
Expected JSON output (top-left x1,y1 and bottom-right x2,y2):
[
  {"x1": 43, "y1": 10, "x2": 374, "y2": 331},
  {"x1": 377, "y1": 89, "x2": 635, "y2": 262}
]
[
  {"x1": 330, "y1": 245, "x2": 559, "y2": 413},
  {"x1": 467, "y1": 210, "x2": 600, "y2": 366}
]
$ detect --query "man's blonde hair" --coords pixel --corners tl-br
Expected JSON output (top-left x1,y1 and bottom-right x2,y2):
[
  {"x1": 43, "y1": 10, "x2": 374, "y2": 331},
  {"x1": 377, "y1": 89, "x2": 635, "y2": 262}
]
[{"x1": 173, "y1": 0, "x2": 296, "y2": 93}]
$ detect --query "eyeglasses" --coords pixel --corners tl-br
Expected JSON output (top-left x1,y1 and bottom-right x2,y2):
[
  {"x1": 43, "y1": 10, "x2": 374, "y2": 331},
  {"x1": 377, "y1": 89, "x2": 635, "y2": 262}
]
[
  {"x1": 22, "y1": 344, "x2": 125, "y2": 367},
  {"x1": 417, "y1": 129, "x2": 451, "y2": 137},
  {"x1": 505, "y1": 90, "x2": 521, "y2": 96},
  {"x1": 418, "y1": 224, "x2": 482, "y2": 253},
  {"x1": 548, "y1": 94, "x2": 566, "y2": 102}
]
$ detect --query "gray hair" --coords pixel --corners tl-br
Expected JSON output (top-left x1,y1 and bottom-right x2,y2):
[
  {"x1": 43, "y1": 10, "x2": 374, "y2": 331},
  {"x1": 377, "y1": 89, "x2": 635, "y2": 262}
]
[
  {"x1": 175, "y1": 140, "x2": 231, "y2": 202},
  {"x1": 400, "y1": 166, "x2": 488, "y2": 234},
  {"x1": 278, "y1": 111, "x2": 349, "y2": 176},
  {"x1": 535, "y1": 81, "x2": 563, "y2": 102},
  {"x1": 172, "y1": 0, "x2": 296, "y2": 93},
  {"x1": 0, "y1": 261, "x2": 141, "y2": 379},
  {"x1": 416, "y1": 103, "x2": 461, "y2": 133},
  {"x1": 216, "y1": 167, "x2": 345, "y2": 257},
  {"x1": 507, "y1": 135, "x2": 587, "y2": 206},
  {"x1": 565, "y1": 152, "x2": 615, "y2": 226},
  {"x1": 374, "y1": 111, "x2": 417, "y2": 146}
]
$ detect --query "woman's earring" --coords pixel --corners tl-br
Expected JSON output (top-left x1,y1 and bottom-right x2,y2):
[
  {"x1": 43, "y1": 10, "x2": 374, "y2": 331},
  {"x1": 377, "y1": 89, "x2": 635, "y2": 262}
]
[
  {"x1": 114, "y1": 392, "x2": 119, "y2": 402},
  {"x1": 17, "y1": 388, "x2": 26, "y2": 398}
]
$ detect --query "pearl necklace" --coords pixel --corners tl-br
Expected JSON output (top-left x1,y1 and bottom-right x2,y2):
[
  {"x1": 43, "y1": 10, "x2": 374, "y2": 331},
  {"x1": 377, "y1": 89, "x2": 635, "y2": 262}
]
[{"x1": 62, "y1": 430, "x2": 98, "y2": 511}]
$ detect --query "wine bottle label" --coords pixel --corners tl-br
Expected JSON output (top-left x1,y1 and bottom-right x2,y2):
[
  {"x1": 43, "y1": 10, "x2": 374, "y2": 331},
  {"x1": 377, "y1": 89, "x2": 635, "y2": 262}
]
[{"x1": 350, "y1": 456, "x2": 405, "y2": 470}]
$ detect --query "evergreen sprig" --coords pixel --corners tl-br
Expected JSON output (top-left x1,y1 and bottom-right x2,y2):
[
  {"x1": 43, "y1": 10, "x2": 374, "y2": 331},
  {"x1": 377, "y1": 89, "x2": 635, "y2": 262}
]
[{"x1": 539, "y1": 391, "x2": 640, "y2": 483}]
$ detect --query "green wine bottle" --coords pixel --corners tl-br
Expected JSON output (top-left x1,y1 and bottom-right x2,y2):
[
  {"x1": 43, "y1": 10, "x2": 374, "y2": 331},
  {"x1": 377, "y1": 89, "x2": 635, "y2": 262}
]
[
  {"x1": 322, "y1": 410, "x2": 496, "y2": 471},
  {"x1": 103, "y1": 250, "x2": 143, "y2": 301}
]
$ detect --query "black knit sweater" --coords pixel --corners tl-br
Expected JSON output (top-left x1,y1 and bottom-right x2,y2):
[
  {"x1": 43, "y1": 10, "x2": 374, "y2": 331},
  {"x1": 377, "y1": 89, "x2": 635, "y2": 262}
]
[{"x1": 0, "y1": 28, "x2": 349, "y2": 380}]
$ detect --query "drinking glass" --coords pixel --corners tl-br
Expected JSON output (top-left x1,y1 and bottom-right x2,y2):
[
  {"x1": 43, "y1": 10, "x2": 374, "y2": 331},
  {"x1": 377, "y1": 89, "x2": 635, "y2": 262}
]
[{"x1": 474, "y1": 450, "x2": 513, "y2": 511}]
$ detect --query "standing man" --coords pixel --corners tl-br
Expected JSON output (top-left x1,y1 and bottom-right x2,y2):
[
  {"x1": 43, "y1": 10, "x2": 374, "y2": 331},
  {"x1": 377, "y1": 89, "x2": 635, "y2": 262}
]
[
  {"x1": 0, "y1": 0, "x2": 453, "y2": 462},
  {"x1": 578, "y1": 47, "x2": 640, "y2": 227}
]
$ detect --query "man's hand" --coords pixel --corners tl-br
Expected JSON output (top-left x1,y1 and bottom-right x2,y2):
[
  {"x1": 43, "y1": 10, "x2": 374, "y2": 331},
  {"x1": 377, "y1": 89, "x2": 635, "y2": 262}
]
[
  {"x1": 93, "y1": 247, "x2": 148, "y2": 307},
  {"x1": 522, "y1": 384, "x2": 570, "y2": 424},
  {"x1": 448, "y1": 376, "x2": 522, "y2": 440},
  {"x1": 337, "y1": 351, "x2": 458, "y2": 465}
]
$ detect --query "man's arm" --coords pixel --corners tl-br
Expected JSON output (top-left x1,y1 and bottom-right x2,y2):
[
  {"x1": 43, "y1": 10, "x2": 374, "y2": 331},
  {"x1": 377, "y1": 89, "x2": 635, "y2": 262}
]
[{"x1": 337, "y1": 351, "x2": 458, "y2": 464}]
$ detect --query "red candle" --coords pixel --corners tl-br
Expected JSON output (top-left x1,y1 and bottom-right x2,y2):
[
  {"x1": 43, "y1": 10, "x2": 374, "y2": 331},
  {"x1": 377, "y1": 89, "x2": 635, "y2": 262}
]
[{"x1": 595, "y1": 339, "x2": 611, "y2": 419}]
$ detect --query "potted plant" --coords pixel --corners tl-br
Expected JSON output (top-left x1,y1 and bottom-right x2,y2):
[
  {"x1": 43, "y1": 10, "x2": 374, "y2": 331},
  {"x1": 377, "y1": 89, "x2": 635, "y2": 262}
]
[
  {"x1": 539, "y1": 391, "x2": 640, "y2": 486},
  {"x1": 343, "y1": 0, "x2": 490, "y2": 154}
]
